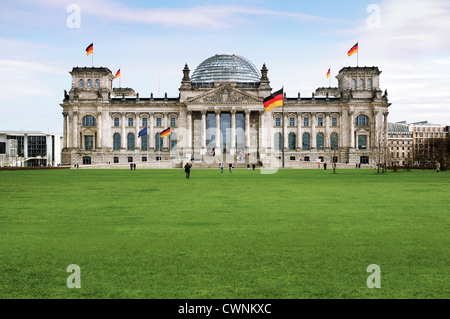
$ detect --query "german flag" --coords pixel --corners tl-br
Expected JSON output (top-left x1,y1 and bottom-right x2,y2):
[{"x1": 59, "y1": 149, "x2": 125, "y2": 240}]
[
  {"x1": 263, "y1": 88, "x2": 283, "y2": 112},
  {"x1": 86, "y1": 43, "x2": 93, "y2": 56},
  {"x1": 160, "y1": 127, "x2": 171, "y2": 137},
  {"x1": 348, "y1": 42, "x2": 358, "y2": 56},
  {"x1": 114, "y1": 69, "x2": 120, "y2": 79},
  {"x1": 327, "y1": 68, "x2": 331, "y2": 79}
]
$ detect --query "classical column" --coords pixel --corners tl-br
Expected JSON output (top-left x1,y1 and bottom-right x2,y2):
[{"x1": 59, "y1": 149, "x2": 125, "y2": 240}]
[
  {"x1": 230, "y1": 110, "x2": 236, "y2": 157},
  {"x1": 244, "y1": 110, "x2": 250, "y2": 152},
  {"x1": 187, "y1": 110, "x2": 192, "y2": 151},
  {"x1": 283, "y1": 112, "x2": 288, "y2": 152},
  {"x1": 24, "y1": 134, "x2": 28, "y2": 158},
  {"x1": 63, "y1": 112, "x2": 68, "y2": 149},
  {"x1": 324, "y1": 113, "x2": 329, "y2": 149},
  {"x1": 149, "y1": 112, "x2": 154, "y2": 149},
  {"x1": 259, "y1": 110, "x2": 265, "y2": 155},
  {"x1": 297, "y1": 112, "x2": 302, "y2": 150},
  {"x1": 201, "y1": 110, "x2": 206, "y2": 157},
  {"x1": 73, "y1": 111, "x2": 78, "y2": 149},
  {"x1": 349, "y1": 111, "x2": 355, "y2": 149},
  {"x1": 97, "y1": 111, "x2": 102, "y2": 149},
  {"x1": 311, "y1": 113, "x2": 316, "y2": 149},
  {"x1": 215, "y1": 110, "x2": 221, "y2": 156},
  {"x1": 121, "y1": 113, "x2": 126, "y2": 150}
]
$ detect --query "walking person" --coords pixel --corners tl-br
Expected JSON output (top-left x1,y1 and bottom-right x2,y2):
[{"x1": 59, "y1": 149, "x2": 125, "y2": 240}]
[
  {"x1": 252, "y1": 164, "x2": 256, "y2": 171},
  {"x1": 219, "y1": 162, "x2": 224, "y2": 173},
  {"x1": 229, "y1": 163, "x2": 233, "y2": 173},
  {"x1": 184, "y1": 162, "x2": 192, "y2": 179},
  {"x1": 436, "y1": 162, "x2": 440, "y2": 172}
]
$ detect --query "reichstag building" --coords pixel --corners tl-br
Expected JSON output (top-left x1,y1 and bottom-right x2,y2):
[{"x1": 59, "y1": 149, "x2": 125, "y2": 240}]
[{"x1": 61, "y1": 53, "x2": 390, "y2": 167}]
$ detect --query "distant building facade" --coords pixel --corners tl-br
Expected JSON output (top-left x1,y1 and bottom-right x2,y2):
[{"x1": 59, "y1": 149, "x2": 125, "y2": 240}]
[
  {"x1": 60, "y1": 54, "x2": 391, "y2": 167},
  {"x1": 388, "y1": 122, "x2": 414, "y2": 166},
  {"x1": 408, "y1": 121, "x2": 449, "y2": 164},
  {"x1": 0, "y1": 131, "x2": 62, "y2": 167}
]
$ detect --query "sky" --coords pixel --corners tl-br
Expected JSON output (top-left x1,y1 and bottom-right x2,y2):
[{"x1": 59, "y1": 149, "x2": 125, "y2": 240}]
[{"x1": 0, "y1": 0, "x2": 449, "y2": 135}]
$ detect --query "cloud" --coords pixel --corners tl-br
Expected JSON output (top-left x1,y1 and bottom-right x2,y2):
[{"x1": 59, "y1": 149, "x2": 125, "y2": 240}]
[{"x1": 21, "y1": 0, "x2": 347, "y2": 29}]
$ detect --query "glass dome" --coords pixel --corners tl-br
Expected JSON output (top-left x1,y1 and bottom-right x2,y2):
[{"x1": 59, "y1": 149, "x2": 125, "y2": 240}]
[{"x1": 191, "y1": 54, "x2": 261, "y2": 84}]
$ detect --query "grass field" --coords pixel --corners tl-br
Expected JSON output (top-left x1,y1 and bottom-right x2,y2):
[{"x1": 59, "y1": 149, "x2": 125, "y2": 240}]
[{"x1": 0, "y1": 168, "x2": 448, "y2": 299}]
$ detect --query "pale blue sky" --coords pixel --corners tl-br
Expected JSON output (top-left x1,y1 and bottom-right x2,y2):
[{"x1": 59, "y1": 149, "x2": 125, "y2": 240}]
[{"x1": 1, "y1": 0, "x2": 449, "y2": 135}]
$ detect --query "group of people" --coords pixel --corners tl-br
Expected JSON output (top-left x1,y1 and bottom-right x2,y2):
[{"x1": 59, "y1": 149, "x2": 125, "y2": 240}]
[
  {"x1": 130, "y1": 163, "x2": 136, "y2": 170},
  {"x1": 185, "y1": 162, "x2": 257, "y2": 178}
]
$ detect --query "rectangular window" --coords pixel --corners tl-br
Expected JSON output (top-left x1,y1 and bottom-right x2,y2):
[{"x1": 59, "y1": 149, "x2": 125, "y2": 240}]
[
  {"x1": 113, "y1": 157, "x2": 119, "y2": 163},
  {"x1": 317, "y1": 117, "x2": 323, "y2": 126},
  {"x1": 275, "y1": 118, "x2": 281, "y2": 127},
  {"x1": 142, "y1": 118, "x2": 148, "y2": 127},
  {"x1": 128, "y1": 156, "x2": 133, "y2": 163},
  {"x1": 142, "y1": 156, "x2": 147, "y2": 162},
  {"x1": 170, "y1": 118, "x2": 176, "y2": 127},
  {"x1": 332, "y1": 117, "x2": 337, "y2": 127},
  {"x1": 156, "y1": 118, "x2": 162, "y2": 127},
  {"x1": 303, "y1": 117, "x2": 309, "y2": 127},
  {"x1": 114, "y1": 118, "x2": 119, "y2": 127},
  {"x1": 290, "y1": 156, "x2": 295, "y2": 161},
  {"x1": 358, "y1": 135, "x2": 367, "y2": 149},
  {"x1": 84, "y1": 135, "x2": 93, "y2": 150},
  {"x1": 0, "y1": 142, "x2": 5, "y2": 154},
  {"x1": 289, "y1": 118, "x2": 295, "y2": 127},
  {"x1": 128, "y1": 118, "x2": 133, "y2": 127},
  {"x1": 82, "y1": 156, "x2": 91, "y2": 165},
  {"x1": 304, "y1": 156, "x2": 310, "y2": 162}
]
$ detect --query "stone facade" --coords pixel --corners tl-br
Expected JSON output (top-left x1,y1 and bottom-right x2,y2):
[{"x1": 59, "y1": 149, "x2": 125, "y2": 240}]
[{"x1": 60, "y1": 55, "x2": 391, "y2": 168}]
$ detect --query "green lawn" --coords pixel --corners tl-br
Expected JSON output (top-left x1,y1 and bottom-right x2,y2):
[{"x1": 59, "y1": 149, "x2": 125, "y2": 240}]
[{"x1": 0, "y1": 168, "x2": 448, "y2": 299}]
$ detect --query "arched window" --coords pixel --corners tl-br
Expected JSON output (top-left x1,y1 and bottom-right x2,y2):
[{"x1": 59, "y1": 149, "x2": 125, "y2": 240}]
[
  {"x1": 87, "y1": 79, "x2": 92, "y2": 87},
  {"x1": 302, "y1": 133, "x2": 310, "y2": 150},
  {"x1": 127, "y1": 133, "x2": 135, "y2": 151},
  {"x1": 113, "y1": 133, "x2": 121, "y2": 150},
  {"x1": 82, "y1": 115, "x2": 96, "y2": 127},
  {"x1": 316, "y1": 133, "x2": 324, "y2": 150},
  {"x1": 80, "y1": 79, "x2": 84, "y2": 87},
  {"x1": 95, "y1": 79, "x2": 100, "y2": 87},
  {"x1": 170, "y1": 133, "x2": 177, "y2": 151},
  {"x1": 351, "y1": 78, "x2": 356, "y2": 87},
  {"x1": 367, "y1": 78, "x2": 372, "y2": 88},
  {"x1": 274, "y1": 133, "x2": 282, "y2": 151},
  {"x1": 355, "y1": 114, "x2": 369, "y2": 126},
  {"x1": 330, "y1": 132, "x2": 338, "y2": 150},
  {"x1": 288, "y1": 133, "x2": 296, "y2": 150},
  {"x1": 155, "y1": 133, "x2": 163, "y2": 151},
  {"x1": 141, "y1": 135, "x2": 148, "y2": 151},
  {"x1": 359, "y1": 78, "x2": 364, "y2": 88}
]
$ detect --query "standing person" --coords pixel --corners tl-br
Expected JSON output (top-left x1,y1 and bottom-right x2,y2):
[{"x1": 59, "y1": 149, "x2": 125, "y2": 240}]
[
  {"x1": 184, "y1": 162, "x2": 192, "y2": 179},
  {"x1": 219, "y1": 162, "x2": 224, "y2": 173},
  {"x1": 324, "y1": 163, "x2": 327, "y2": 170},
  {"x1": 229, "y1": 163, "x2": 233, "y2": 173},
  {"x1": 252, "y1": 163, "x2": 256, "y2": 171},
  {"x1": 247, "y1": 163, "x2": 250, "y2": 171},
  {"x1": 130, "y1": 163, "x2": 133, "y2": 171},
  {"x1": 436, "y1": 162, "x2": 440, "y2": 172},
  {"x1": 134, "y1": 163, "x2": 136, "y2": 170}
]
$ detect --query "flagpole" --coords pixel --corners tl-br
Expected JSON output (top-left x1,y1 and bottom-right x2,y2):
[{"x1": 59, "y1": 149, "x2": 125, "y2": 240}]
[
  {"x1": 357, "y1": 41, "x2": 359, "y2": 67},
  {"x1": 282, "y1": 86, "x2": 285, "y2": 169},
  {"x1": 92, "y1": 42, "x2": 94, "y2": 67},
  {"x1": 119, "y1": 66, "x2": 121, "y2": 88}
]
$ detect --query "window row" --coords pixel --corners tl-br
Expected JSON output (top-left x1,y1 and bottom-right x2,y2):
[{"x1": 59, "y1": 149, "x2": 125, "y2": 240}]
[
  {"x1": 112, "y1": 133, "x2": 177, "y2": 151},
  {"x1": 274, "y1": 132, "x2": 340, "y2": 151},
  {"x1": 351, "y1": 77, "x2": 372, "y2": 88},
  {"x1": 113, "y1": 117, "x2": 176, "y2": 128},
  {"x1": 275, "y1": 116, "x2": 339, "y2": 127},
  {"x1": 79, "y1": 79, "x2": 100, "y2": 87},
  {"x1": 80, "y1": 115, "x2": 177, "y2": 128}
]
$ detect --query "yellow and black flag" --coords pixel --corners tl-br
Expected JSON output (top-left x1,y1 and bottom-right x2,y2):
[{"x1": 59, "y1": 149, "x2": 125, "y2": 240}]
[
  {"x1": 263, "y1": 88, "x2": 283, "y2": 112},
  {"x1": 160, "y1": 127, "x2": 171, "y2": 137},
  {"x1": 86, "y1": 43, "x2": 93, "y2": 56}
]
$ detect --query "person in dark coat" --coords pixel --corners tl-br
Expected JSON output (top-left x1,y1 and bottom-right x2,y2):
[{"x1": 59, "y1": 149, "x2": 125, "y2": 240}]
[{"x1": 184, "y1": 162, "x2": 192, "y2": 179}]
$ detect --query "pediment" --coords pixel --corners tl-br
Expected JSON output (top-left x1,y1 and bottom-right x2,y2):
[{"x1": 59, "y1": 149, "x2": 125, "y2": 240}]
[{"x1": 186, "y1": 84, "x2": 262, "y2": 104}]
